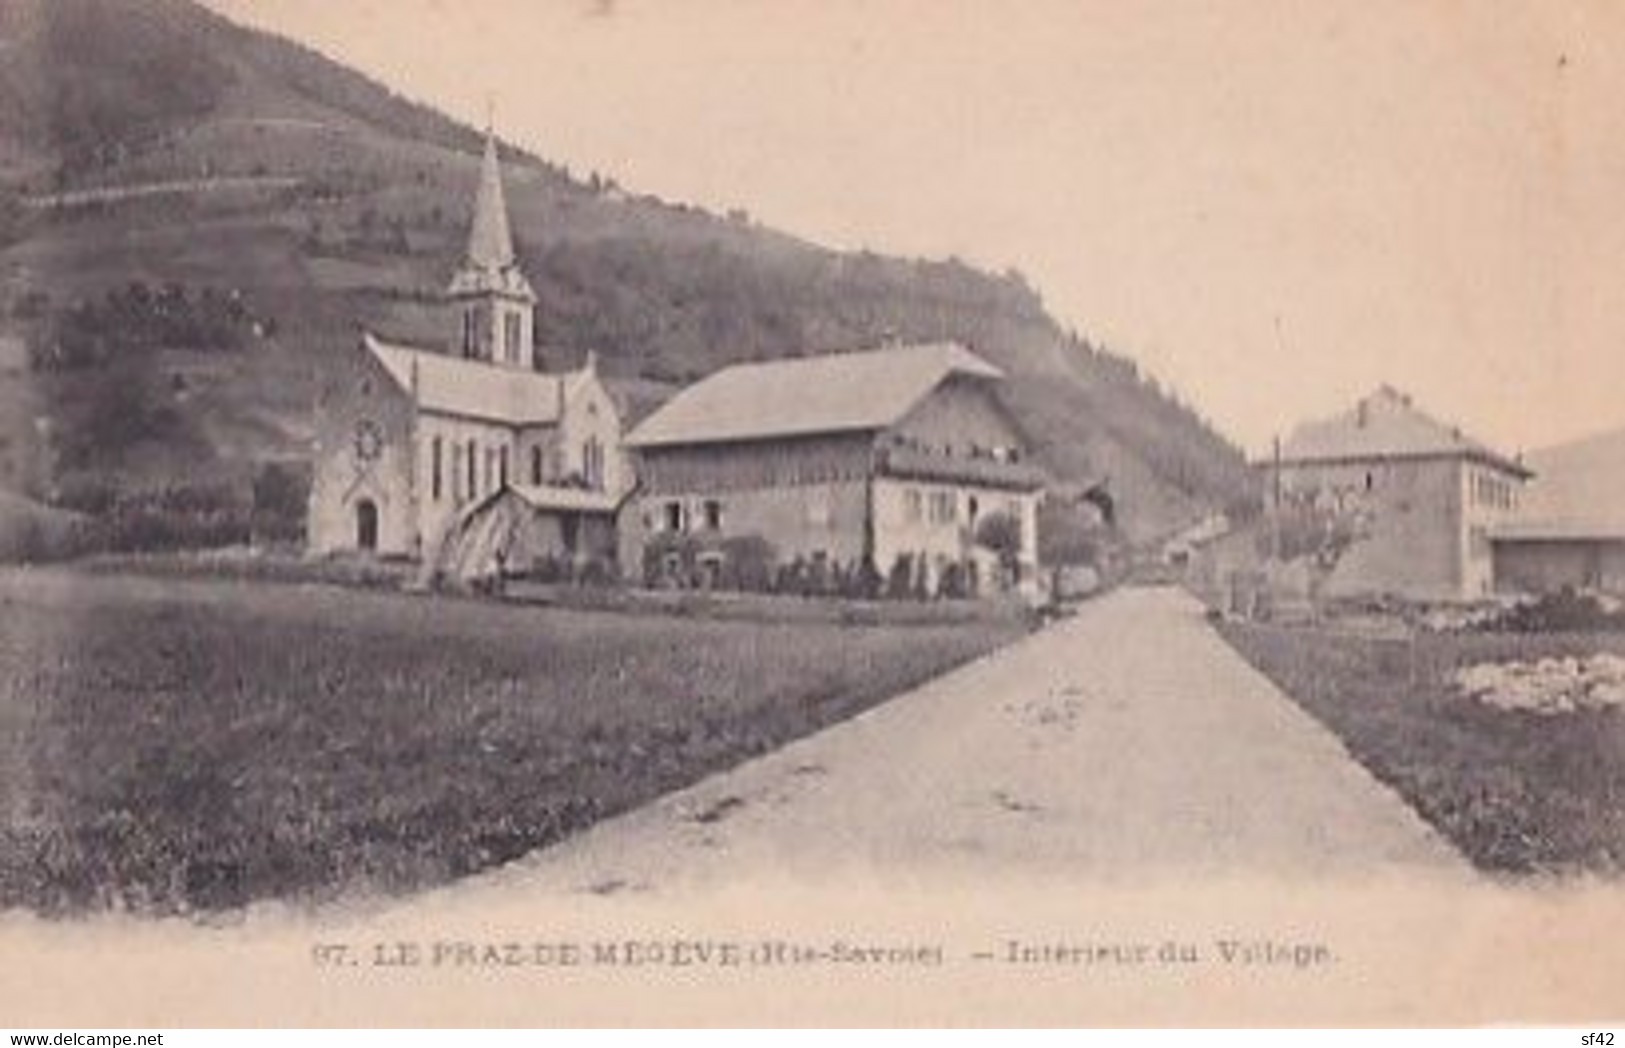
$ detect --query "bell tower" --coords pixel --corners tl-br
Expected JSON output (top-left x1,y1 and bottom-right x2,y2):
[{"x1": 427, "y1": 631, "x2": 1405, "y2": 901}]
[{"x1": 447, "y1": 125, "x2": 537, "y2": 369}]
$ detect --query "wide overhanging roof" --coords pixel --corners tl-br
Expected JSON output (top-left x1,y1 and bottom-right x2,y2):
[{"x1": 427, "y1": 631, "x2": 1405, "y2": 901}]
[{"x1": 627, "y1": 342, "x2": 1004, "y2": 448}]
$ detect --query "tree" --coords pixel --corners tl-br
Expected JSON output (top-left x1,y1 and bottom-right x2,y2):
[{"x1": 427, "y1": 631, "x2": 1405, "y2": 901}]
[
  {"x1": 885, "y1": 554, "x2": 916, "y2": 601},
  {"x1": 0, "y1": 191, "x2": 27, "y2": 249},
  {"x1": 251, "y1": 461, "x2": 309, "y2": 546},
  {"x1": 388, "y1": 216, "x2": 411, "y2": 255},
  {"x1": 975, "y1": 510, "x2": 1024, "y2": 587},
  {"x1": 1263, "y1": 495, "x2": 1369, "y2": 568}
]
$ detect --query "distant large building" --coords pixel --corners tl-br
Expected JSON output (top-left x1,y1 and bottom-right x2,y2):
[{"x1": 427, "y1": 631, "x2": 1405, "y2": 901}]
[
  {"x1": 623, "y1": 343, "x2": 1047, "y2": 594},
  {"x1": 306, "y1": 130, "x2": 632, "y2": 564},
  {"x1": 1263, "y1": 386, "x2": 1531, "y2": 601}
]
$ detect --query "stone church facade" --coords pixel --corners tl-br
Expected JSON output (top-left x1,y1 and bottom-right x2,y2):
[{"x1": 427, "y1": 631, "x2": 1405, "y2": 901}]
[{"x1": 307, "y1": 130, "x2": 631, "y2": 564}]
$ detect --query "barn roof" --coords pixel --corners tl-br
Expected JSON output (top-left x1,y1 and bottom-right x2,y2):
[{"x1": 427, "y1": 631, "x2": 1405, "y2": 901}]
[
  {"x1": 1276, "y1": 386, "x2": 1530, "y2": 476},
  {"x1": 626, "y1": 342, "x2": 1004, "y2": 448},
  {"x1": 1492, "y1": 425, "x2": 1625, "y2": 541},
  {"x1": 365, "y1": 332, "x2": 563, "y2": 426},
  {"x1": 1490, "y1": 520, "x2": 1625, "y2": 542}
]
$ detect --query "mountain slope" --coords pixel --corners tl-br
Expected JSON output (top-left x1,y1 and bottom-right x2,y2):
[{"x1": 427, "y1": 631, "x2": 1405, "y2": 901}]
[{"x1": 0, "y1": 0, "x2": 1255, "y2": 542}]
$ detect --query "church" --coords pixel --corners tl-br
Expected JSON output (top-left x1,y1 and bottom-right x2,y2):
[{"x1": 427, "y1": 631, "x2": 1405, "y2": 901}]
[{"x1": 306, "y1": 130, "x2": 632, "y2": 572}]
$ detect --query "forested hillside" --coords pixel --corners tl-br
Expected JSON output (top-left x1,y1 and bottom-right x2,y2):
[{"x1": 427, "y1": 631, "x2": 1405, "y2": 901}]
[{"x1": 0, "y1": 0, "x2": 1257, "y2": 544}]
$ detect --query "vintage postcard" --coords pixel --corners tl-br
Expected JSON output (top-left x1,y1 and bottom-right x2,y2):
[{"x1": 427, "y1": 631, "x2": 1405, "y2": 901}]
[{"x1": 1, "y1": 0, "x2": 1623, "y2": 1028}]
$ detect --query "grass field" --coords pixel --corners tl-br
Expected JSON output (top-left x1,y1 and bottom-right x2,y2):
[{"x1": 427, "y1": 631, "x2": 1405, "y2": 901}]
[
  {"x1": 0, "y1": 568, "x2": 1024, "y2": 915},
  {"x1": 1218, "y1": 621, "x2": 1625, "y2": 877}
]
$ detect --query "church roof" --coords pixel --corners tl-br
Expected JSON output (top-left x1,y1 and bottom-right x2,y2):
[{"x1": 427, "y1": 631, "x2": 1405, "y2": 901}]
[
  {"x1": 365, "y1": 332, "x2": 563, "y2": 426},
  {"x1": 1276, "y1": 386, "x2": 1530, "y2": 476},
  {"x1": 448, "y1": 129, "x2": 535, "y2": 301},
  {"x1": 626, "y1": 342, "x2": 1004, "y2": 448}
]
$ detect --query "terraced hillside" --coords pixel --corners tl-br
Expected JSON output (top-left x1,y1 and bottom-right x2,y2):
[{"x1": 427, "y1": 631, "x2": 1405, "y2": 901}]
[{"x1": 0, "y1": 0, "x2": 1257, "y2": 542}]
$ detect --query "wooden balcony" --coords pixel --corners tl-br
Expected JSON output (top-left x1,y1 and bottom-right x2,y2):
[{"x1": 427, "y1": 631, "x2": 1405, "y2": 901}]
[{"x1": 875, "y1": 444, "x2": 1046, "y2": 492}]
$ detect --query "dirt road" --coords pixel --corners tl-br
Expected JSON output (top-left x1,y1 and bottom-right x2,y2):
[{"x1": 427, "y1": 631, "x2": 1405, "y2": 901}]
[{"x1": 451, "y1": 586, "x2": 1468, "y2": 898}]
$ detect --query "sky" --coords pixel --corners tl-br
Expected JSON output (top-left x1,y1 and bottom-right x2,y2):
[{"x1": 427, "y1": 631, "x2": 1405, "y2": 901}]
[{"x1": 204, "y1": 0, "x2": 1625, "y2": 456}]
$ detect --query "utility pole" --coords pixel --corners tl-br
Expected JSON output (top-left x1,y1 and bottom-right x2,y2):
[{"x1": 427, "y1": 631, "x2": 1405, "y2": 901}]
[
  {"x1": 1270, "y1": 313, "x2": 1287, "y2": 563},
  {"x1": 1271, "y1": 433, "x2": 1283, "y2": 561}
]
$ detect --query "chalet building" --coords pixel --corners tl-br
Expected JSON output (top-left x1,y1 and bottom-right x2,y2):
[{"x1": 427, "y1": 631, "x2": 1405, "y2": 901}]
[
  {"x1": 1262, "y1": 386, "x2": 1531, "y2": 602},
  {"x1": 623, "y1": 343, "x2": 1047, "y2": 594},
  {"x1": 306, "y1": 130, "x2": 632, "y2": 567},
  {"x1": 1490, "y1": 427, "x2": 1625, "y2": 595}
]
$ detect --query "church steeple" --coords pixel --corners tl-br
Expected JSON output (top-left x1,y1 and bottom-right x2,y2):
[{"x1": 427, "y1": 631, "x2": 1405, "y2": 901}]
[
  {"x1": 466, "y1": 128, "x2": 517, "y2": 271},
  {"x1": 447, "y1": 121, "x2": 537, "y2": 369}
]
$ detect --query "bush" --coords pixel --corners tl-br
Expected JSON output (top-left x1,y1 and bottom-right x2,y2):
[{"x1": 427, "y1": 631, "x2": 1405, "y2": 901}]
[
  {"x1": 850, "y1": 557, "x2": 884, "y2": 600},
  {"x1": 805, "y1": 555, "x2": 831, "y2": 597},
  {"x1": 937, "y1": 560, "x2": 969, "y2": 600},
  {"x1": 717, "y1": 534, "x2": 775, "y2": 593},
  {"x1": 1477, "y1": 589, "x2": 1625, "y2": 634},
  {"x1": 1264, "y1": 497, "x2": 1368, "y2": 566},
  {"x1": 250, "y1": 461, "x2": 309, "y2": 547},
  {"x1": 0, "y1": 512, "x2": 100, "y2": 564},
  {"x1": 975, "y1": 511, "x2": 1023, "y2": 570},
  {"x1": 576, "y1": 556, "x2": 615, "y2": 588},
  {"x1": 12, "y1": 289, "x2": 51, "y2": 321},
  {"x1": 82, "y1": 484, "x2": 253, "y2": 554},
  {"x1": 776, "y1": 555, "x2": 809, "y2": 597},
  {"x1": 528, "y1": 553, "x2": 569, "y2": 584},
  {"x1": 911, "y1": 559, "x2": 931, "y2": 602},
  {"x1": 33, "y1": 282, "x2": 259, "y2": 372},
  {"x1": 53, "y1": 477, "x2": 118, "y2": 517},
  {"x1": 0, "y1": 190, "x2": 28, "y2": 250},
  {"x1": 885, "y1": 554, "x2": 916, "y2": 601},
  {"x1": 1038, "y1": 496, "x2": 1114, "y2": 568},
  {"x1": 642, "y1": 532, "x2": 700, "y2": 589}
]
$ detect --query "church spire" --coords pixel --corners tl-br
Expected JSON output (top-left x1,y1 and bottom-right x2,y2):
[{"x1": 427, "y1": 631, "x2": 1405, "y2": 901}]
[
  {"x1": 465, "y1": 125, "x2": 517, "y2": 271},
  {"x1": 447, "y1": 117, "x2": 535, "y2": 304},
  {"x1": 446, "y1": 115, "x2": 537, "y2": 369}
]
